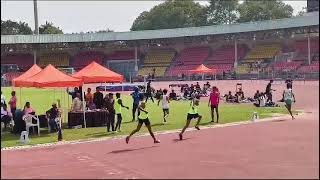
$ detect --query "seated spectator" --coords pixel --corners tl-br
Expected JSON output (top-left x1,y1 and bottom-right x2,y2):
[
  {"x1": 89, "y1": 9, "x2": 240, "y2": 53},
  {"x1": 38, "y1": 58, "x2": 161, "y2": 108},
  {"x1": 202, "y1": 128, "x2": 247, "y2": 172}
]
[
  {"x1": 46, "y1": 102, "x2": 61, "y2": 133},
  {"x1": 23, "y1": 102, "x2": 35, "y2": 115},
  {"x1": 224, "y1": 91, "x2": 235, "y2": 103},
  {"x1": 169, "y1": 90, "x2": 177, "y2": 100},
  {"x1": 254, "y1": 90, "x2": 260, "y2": 100},
  {"x1": 1, "y1": 91, "x2": 6, "y2": 105},
  {"x1": 71, "y1": 93, "x2": 83, "y2": 112},
  {"x1": 1, "y1": 103, "x2": 12, "y2": 130}
]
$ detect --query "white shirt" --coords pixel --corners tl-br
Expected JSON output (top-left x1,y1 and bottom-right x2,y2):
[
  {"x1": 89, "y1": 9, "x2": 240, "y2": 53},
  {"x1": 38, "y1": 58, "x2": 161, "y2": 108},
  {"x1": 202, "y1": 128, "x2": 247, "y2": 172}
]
[
  {"x1": 259, "y1": 96, "x2": 266, "y2": 107},
  {"x1": 162, "y1": 94, "x2": 169, "y2": 109},
  {"x1": 284, "y1": 89, "x2": 293, "y2": 101},
  {"x1": 1, "y1": 107, "x2": 12, "y2": 118}
]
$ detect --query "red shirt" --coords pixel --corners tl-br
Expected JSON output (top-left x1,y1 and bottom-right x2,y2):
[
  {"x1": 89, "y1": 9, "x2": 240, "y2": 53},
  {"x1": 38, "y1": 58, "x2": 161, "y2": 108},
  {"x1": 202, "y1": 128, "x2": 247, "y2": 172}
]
[
  {"x1": 209, "y1": 92, "x2": 220, "y2": 106},
  {"x1": 9, "y1": 96, "x2": 17, "y2": 108}
]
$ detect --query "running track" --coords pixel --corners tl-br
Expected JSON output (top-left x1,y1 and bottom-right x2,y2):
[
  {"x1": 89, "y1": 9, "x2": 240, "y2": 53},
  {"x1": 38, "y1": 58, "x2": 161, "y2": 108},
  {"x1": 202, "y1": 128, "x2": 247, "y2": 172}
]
[{"x1": 1, "y1": 80, "x2": 319, "y2": 179}]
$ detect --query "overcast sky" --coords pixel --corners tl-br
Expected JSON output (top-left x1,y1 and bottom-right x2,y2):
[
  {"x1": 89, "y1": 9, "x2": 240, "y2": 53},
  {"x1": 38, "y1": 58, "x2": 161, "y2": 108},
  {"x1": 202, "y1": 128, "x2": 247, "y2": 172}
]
[{"x1": 1, "y1": 1, "x2": 307, "y2": 33}]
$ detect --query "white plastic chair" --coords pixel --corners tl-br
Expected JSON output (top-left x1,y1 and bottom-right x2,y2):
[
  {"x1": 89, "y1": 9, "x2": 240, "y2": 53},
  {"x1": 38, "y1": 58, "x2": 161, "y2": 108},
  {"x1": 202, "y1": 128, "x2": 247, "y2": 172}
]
[{"x1": 22, "y1": 114, "x2": 40, "y2": 136}]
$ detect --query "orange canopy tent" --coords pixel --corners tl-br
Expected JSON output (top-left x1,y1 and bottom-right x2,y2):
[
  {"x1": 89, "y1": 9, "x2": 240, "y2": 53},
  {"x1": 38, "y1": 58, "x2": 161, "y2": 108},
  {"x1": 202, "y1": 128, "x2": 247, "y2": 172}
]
[
  {"x1": 189, "y1": 64, "x2": 216, "y2": 74},
  {"x1": 73, "y1": 61, "x2": 124, "y2": 83},
  {"x1": 12, "y1": 64, "x2": 42, "y2": 87},
  {"x1": 24, "y1": 64, "x2": 82, "y2": 88}
]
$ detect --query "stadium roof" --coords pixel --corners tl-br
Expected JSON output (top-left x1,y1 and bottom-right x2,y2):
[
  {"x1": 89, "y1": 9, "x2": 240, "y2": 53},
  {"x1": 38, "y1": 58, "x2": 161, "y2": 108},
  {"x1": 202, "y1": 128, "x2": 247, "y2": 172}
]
[{"x1": 1, "y1": 11, "x2": 319, "y2": 45}]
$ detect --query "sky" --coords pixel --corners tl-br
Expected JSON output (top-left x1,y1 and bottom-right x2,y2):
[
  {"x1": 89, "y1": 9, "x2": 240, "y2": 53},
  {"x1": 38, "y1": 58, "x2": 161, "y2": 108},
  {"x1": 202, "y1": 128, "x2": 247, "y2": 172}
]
[{"x1": 1, "y1": 1, "x2": 307, "y2": 33}]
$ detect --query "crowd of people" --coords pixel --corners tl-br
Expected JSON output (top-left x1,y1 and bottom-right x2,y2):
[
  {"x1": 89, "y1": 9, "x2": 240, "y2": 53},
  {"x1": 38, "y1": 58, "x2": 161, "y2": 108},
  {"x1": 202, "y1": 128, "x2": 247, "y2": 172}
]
[{"x1": 1, "y1": 78, "x2": 296, "y2": 143}]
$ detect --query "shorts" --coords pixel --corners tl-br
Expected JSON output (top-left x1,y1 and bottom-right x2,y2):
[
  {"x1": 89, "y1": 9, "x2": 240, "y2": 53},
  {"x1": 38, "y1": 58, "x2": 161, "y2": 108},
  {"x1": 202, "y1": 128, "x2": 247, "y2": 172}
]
[
  {"x1": 187, "y1": 113, "x2": 201, "y2": 120},
  {"x1": 163, "y1": 109, "x2": 169, "y2": 114},
  {"x1": 284, "y1": 99, "x2": 292, "y2": 105},
  {"x1": 138, "y1": 118, "x2": 151, "y2": 126},
  {"x1": 210, "y1": 104, "x2": 218, "y2": 109}
]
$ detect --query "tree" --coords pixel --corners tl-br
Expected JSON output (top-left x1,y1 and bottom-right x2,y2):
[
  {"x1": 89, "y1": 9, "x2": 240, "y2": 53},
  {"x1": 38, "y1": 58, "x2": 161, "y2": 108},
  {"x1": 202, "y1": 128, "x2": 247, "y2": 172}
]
[
  {"x1": 237, "y1": 0, "x2": 293, "y2": 23},
  {"x1": 96, "y1": 28, "x2": 114, "y2": 33},
  {"x1": 1, "y1": 20, "x2": 33, "y2": 35},
  {"x1": 297, "y1": 7, "x2": 307, "y2": 16},
  {"x1": 206, "y1": 0, "x2": 238, "y2": 25},
  {"x1": 39, "y1": 21, "x2": 63, "y2": 34},
  {"x1": 130, "y1": 0, "x2": 207, "y2": 31}
]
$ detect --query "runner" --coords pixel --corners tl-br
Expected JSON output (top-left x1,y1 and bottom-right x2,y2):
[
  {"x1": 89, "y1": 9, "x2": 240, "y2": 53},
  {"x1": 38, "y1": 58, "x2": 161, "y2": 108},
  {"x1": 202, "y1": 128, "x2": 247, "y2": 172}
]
[
  {"x1": 157, "y1": 89, "x2": 170, "y2": 123},
  {"x1": 283, "y1": 83, "x2": 296, "y2": 120},
  {"x1": 126, "y1": 101, "x2": 160, "y2": 144},
  {"x1": 208, "y1": 86, "x2": 220, "y2": 123},
  {"x1": 179, "y1": 97, "x2": 202, "y2": 140},
  {"x1": 114, "y1": 93, "x2": 129, "y2": 132}
]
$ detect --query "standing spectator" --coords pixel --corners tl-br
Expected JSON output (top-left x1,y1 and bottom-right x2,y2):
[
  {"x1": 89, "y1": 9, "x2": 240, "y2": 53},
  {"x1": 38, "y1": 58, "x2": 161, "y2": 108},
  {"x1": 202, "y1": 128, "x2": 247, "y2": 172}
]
[
  {"x1": 71, "y1": 93, "x2": 82, "y2": 112},
  {"x1": 1, "y1": 91, "x2": 6, "y2": 105},
  {"x1": 265, "y1": 80, "x2": 274, "y2": 102},
  {"x1": 145, "y1": 80, "x2": 154, "y2": 103},
  {"x1": 169, "y1": 90, "x2": 177, "y2": 100},
  {"x1": 85, "y1": 88, "x2": 93, "y2": 109},
  {"x1": 131, "y1": 87, "x2": 141, "y2": 122},
  {"x1": 93, "y1": 87, "x2": 103, "y2": 109},
  {"x1": 67, "y1": 87, "x2": 79, "y2": 100},
  {"x1": 8, "y1": 91, "x2": 17, "y2": 119},
  {"x1": 208, "y1": 87, "x2": 220, "y2": 123},
  {"x1": 104, "y1": 93, "x2": 115, "y2": 132},
  {"x1": 114, "y1": 93, "x2": 129, "y2": 132}
]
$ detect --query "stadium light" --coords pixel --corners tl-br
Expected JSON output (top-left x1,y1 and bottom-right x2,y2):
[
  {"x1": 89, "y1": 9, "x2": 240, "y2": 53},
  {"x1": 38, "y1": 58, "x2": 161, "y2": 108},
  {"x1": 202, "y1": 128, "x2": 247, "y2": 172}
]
[{"x1": 33, "y1": 0, "x2": 39, "y2": 35}]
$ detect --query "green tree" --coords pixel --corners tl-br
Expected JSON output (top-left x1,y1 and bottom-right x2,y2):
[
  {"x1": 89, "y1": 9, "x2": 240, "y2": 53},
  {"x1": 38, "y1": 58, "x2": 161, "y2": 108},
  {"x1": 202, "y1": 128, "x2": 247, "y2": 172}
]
[
  {"x1": 237, "y1": 0, "x2": 293, "y2": 23},
  {"x1": 1, "y1": 20, "x2": 33, "y2": 35},
  {"x1": 130, "y1": 0, "x2": 207, "y2": 31},
  {"x1": 297, "y1": 7, "x2": 307, "y2": 16},
  {"x1": 96, "y1": 28, "x2": 114, "y2": 33},
  {"x1": 206, "y1": 0, "x2": 238, "y2": 25},
  {"x1": 39, "y1": 21, "x2": 63, "y2": 34}
]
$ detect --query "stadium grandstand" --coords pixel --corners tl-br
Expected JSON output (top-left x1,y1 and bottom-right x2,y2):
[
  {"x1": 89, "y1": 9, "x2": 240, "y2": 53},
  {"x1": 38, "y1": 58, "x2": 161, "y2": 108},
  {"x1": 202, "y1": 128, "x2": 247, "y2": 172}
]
[{"x1": 1, "y1": 11, "x2": 319, "y2": 86}]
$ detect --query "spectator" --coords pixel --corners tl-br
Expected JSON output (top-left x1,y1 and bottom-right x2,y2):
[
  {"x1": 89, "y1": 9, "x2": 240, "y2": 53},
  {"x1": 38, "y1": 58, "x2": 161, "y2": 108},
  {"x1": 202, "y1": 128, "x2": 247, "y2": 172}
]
[
  {"x1": 46, "y1": 102, "x2": 61, "y2": 133},
  {"x1": 85, "y1": 88, "x2": 93, "y2": 108},
  {"x1": 8, "y1": 91, "x2": 17, "y2": 119},
  {"x1": 254, "y1": 90, "x2": 260, "y2": 100},
  {"x1": 71, "y1": 93, "x2": 83, "y2": 112},
  {"x1": 195, "y1": 82, "x2": 201, "y2": 91},
  {"x1": 93, "y1": 87, "x2": 104, "y2": 109},
  {"x1": 131, "y1": 87, "x2": 141, "y2": 121},
  {"x1": 208, "y1": 86, "x2": 220, "y2": 123},
  {"x1": 169, "y1": 90, "x2": 177, "y2": 100},
  {"x1": 1, "y1": 91, "x2": 6, "y2": 105},
  {"x1": 224, "y1": 91, "x2": 235, "y2": 103},
  {"x1": 67, "y1": 87, "x2": 79, "y2": 100},
  {"x1": 265, "y1": 80, "x2": 274, "y2": 102},
  {"x1": 23, "y1": 102, "x2": 35, "y2": 115},
  {"x1": 1, "y1": 103, "x2": 12, "y2": 131},
  {"x1": 104, "y1": 93, "x2": 115, "y2": 132},
  {"x1": 145, "y1": 80, "x2": 154, "y2": 103}
]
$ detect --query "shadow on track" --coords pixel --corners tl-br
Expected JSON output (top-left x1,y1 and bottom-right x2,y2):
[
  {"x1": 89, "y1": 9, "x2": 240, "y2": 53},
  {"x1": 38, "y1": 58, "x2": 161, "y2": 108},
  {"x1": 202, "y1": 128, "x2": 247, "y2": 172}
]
[{"x1": 108, "y1": 146, "x2": 158, "y2": 154}]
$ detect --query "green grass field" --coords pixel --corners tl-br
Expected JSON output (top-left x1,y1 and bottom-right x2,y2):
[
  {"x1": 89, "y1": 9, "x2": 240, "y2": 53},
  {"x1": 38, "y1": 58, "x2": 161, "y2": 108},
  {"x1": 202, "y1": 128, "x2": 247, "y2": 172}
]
[{"x1": 1, "y1": 87, "x2": 289, "y2": 148}]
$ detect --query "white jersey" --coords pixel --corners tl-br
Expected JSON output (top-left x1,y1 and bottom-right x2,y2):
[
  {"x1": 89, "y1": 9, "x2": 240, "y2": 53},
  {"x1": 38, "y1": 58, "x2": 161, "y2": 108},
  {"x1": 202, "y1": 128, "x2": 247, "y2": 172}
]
[
  {"x1": 284, "y1": 89, "x2": 293, "y2": 101},
  {"x1": 162, "y1": 94, "x2": 169, "y2": 109}
]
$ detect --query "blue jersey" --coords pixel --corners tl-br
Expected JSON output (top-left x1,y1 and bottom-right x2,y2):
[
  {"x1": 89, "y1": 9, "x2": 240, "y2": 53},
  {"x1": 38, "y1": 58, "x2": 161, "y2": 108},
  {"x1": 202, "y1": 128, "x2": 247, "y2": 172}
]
[{"x1": 132, "y1": 92, "x2": 140, "y2": 104}]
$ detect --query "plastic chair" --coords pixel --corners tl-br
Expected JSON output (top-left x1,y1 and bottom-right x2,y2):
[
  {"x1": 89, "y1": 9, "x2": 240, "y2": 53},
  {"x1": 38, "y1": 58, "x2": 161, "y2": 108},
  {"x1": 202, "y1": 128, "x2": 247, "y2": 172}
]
[{"x1": 22, "y1": 114, "x2": 40, "y2": 136}]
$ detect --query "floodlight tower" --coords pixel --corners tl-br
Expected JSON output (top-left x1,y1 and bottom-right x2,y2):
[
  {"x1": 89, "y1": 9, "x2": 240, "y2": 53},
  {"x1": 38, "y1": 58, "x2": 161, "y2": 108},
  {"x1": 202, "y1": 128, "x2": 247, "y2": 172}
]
[{"x1": 33, "y1": 0, "x2": 39, "y2": 64}]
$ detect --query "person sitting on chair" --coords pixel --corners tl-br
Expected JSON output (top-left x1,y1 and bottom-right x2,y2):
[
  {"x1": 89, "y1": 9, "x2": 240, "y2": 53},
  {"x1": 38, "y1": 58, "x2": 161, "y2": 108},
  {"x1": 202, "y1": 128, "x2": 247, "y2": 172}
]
[
  {"x1": 1, "y1": 103, "x2": 12, "y2": 131},
  {"x1": 23, "y1": 102, "x2": 35, "y2": 115},
  {"x1": 46, "y1": 102, "x2": 61, "y2": 133}
]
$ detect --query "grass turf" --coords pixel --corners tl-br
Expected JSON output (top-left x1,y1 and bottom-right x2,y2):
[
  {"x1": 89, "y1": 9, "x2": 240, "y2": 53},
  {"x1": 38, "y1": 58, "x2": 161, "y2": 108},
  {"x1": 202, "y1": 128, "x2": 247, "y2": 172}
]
[{"x1": 1, "y1": 87, "x2": 289, "y2": 148}]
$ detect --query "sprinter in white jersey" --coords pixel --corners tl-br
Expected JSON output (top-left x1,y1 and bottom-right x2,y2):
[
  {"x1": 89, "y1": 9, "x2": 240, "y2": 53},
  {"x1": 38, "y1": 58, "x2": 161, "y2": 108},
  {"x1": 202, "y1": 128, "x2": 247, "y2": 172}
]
[
  {"x1": 283, "y1": 83, "x2": 296, "y2": 120},
  {"x1": 158, "y1": 89, "x2": 170, "y2": 123}
]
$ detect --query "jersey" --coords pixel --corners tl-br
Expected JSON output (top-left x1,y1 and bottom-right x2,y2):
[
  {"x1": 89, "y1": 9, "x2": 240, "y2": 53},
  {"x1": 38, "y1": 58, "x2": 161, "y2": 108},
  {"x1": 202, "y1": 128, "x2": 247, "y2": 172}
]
[
  {"x1": 284, "y1": 89, "x2": 293, "y2": 101},
  {"x1": 138, "y1": 107, "x2": 148, "y2": 119},
  {"x1": 162, "y1": 94, "x2": 169, "y2": 109},
  {"x1": 114, "y1": 98, "x2": 122, "y2": 114},
  {"x1": 188, "y1": 101, "x2": 198, "y2": 114}
]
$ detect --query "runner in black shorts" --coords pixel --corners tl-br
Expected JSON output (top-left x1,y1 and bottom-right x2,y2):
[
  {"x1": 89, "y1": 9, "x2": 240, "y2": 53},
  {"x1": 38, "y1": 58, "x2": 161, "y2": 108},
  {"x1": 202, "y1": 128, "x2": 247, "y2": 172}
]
[
  {"x1": 179, "y1": 97, "x2": 202, "y2": 140},
  {"x1": 126, "y1": 101, "x2": 160, "y2": 144}
]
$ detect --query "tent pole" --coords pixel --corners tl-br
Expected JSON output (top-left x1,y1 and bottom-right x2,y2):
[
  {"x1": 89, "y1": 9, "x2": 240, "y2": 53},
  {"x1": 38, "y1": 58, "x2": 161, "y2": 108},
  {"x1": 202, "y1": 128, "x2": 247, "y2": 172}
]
[
  {"x1": 82, "y1": 84, "x2": 86, "y2": 128},
  {"x1": 105, "y1": 82, "x2": 107, "y2": 97},
  {"x1": 19, "y1": 87, "x2": 22, "y2": 108}
]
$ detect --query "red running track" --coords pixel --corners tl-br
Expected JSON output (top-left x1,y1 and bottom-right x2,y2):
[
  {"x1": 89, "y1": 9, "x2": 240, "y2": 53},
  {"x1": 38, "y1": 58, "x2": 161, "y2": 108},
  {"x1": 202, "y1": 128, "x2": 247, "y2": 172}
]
[{"x1": 1, "y1": 80, "x2": 319, "y2": 179}]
